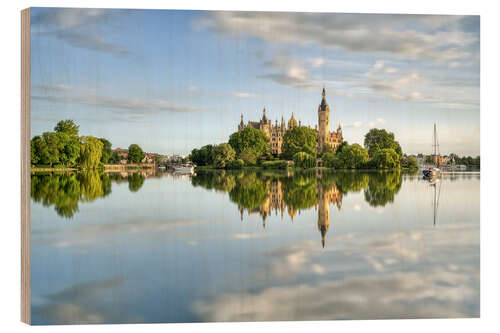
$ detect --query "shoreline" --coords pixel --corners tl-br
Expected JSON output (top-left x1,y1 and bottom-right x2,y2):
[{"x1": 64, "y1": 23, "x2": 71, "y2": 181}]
[{"x1": 31, "y1": 163, "x2": 156, "y2": 173}]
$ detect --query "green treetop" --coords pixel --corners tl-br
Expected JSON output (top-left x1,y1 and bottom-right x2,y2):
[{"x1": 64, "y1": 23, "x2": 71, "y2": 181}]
[
  {"x1": 336, "y1": 143, "x2": 369, "y2": 169},
  {"x1": 79, "y1": 136, "x2": 104, "y2": 169},
  {"x1": 364, "y1": 128, "x2": 402, "y2": 158},
  {"x1": 228, "y1": 127, "x2": 270, "y2": 160},
  {"x1": 128, "y1": 144, "x2": 145, "y2": 163},
  {"x1": 212, "y1": 143, "x2": 236, "y2": 169},
  {"x1": 99, "y1": 138, "x2": 113, "y2": 164},
  {"x1": 371, "y1": 148, "x2": 401, "y2": 169},
  {"x1": 281, "y1": 126, "x2": 317, "y2": 160},
  {"x1": 54, "y1": 119, "x2": 79, "y2": 137}
]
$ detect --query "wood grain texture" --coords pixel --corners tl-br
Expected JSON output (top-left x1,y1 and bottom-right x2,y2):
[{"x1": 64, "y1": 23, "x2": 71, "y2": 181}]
[{"x1": 21, "y1": 7, "x2": 31, "y2": 325}]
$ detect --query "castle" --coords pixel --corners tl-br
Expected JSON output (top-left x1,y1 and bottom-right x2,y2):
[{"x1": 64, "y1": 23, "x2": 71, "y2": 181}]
[{"x1": 238, "y1": 88, "x2": 343, "y2": 155}]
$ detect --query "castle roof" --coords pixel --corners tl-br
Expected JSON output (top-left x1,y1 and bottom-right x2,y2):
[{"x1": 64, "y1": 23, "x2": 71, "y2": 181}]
[
  {"x1": 261, "y1": 107, "x2": 268, "y2": 122},
  {"x1": 319, "y1": 87, "x2": 329, "y2": 111},
  {"x1": 288, "y1": 112, "x2": 298, "y2": 128}
]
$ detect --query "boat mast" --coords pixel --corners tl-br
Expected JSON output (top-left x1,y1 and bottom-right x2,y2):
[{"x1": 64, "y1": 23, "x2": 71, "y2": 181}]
[{"x1": 433, "y1": 123, "x2": 440, "y2": 166}]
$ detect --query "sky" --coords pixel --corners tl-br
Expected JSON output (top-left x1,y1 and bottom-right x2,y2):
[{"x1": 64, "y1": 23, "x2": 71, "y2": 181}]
[{"x1": 30, "y1": 8, "x2": 480, "y2": 156}]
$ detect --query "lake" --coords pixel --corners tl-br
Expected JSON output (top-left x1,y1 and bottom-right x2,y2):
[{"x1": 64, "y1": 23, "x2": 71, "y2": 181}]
[{"x1": 30, "y1": 169, "x2": 480, "y2": 324}]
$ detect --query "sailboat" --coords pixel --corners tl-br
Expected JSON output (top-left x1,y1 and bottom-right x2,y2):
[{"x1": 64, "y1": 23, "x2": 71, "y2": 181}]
[{"x1": 422, "y1": 124, "x2": 441, "y2": 179}]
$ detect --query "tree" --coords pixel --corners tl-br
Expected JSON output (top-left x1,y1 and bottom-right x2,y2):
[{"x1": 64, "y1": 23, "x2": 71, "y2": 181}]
[
  {"x1": 364, "y1": 128, "x2": 402, "y2": 158},
  {"x1": 281, "y1": 127, "x2": 318, "y2": 160},
  {"x1": 424, "y1": 155, "x2": 434, "y2": 164},
  {"x1": 238, "y1": 148, "x2": 258, "y2": 165},
  {"x1": 128, "y1": 144, "x2": 145, "y2": 163},
  {"x1": 54, "y1": 119, "x2": 79, "y2": 137},
  {"x1": 212, "y1": 143, "x2": 236, "y2": 169},
  {"x1": 42, "y1": 132, "x2": 63, "y2": 167},
  {"x1": 99, "y1": 138, "x2": 112, "y2": 164},
  {"x1": 293, "y1": 152, "x2": 316, "y2": 168},
  {"x1": 336, "y1": 143, "x2": 369, "y2": 169},
  {"x1": 404, "y1": 156, "x2": 419, "y2": 170},
  {"x1": 57, "y1": 132, "x2": 80, "y2": 166},
  {"x1": 371, "y1": 148, "x2": 401, "y2": 169},
  {"x1": 322, "y1": 152, "x2": 343, "y2": 169},
  {"x1": 228, "y1": 127, "x2": 269, "y2": 159},
  {"x1": 190, "y1": 145, "x2": 215, "y2": 166},
  {"x1": 79, "y1": 136, "x2": 104, "y2": 169},
  {"x1": 30, "y1": 135, "x2": 47, "y2": 165},
  {"x1": 336, "y1": 141, "x2": 349, "y2": 153},
  {"x1": 228, "y1": 159, "x2": 245, "y2": 169}
]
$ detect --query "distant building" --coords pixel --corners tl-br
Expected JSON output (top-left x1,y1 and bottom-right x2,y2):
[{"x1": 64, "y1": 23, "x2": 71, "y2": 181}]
[
  {"x1": 162, "y1": 154, "x2": 185, "y2": 164},
  {"x1": 238, "y1": 88, "x2": 343, "y2": 155},
  {"x1": 142, "y1": 153, "x2": 156, "y2": 164}
]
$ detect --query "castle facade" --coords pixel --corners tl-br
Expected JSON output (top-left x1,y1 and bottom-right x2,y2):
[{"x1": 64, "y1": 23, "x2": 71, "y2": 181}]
[{"x1": 237, "y1": 88, "x2": 343, "y2": 155}]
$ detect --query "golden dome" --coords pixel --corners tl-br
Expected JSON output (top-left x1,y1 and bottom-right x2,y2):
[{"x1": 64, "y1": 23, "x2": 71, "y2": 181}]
[{"x1": 288, "y1": 112, "x2": 298, "y2": 129}]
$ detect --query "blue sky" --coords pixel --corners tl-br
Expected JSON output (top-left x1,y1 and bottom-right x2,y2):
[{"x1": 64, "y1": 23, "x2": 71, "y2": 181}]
[{"x1": 30, "y1": 8, "x2": 480, "y2": 155}]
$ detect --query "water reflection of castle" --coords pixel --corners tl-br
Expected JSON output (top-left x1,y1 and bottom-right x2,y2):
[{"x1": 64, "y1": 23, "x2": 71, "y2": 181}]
[{"x1": 238, "y1": 179, "x2": 342, "y2": 247}]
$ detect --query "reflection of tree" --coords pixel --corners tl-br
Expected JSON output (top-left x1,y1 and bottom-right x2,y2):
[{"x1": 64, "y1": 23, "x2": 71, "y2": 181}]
[
  {"x1": 281, "y1": 172, "x2": 317, "y2": 210},
  {"x1": 77, "y1": 172, "x2": 105, "y2": 202},
  {"x1": 191, "y1": 170, "x2": 236, "y2": 192},
  {"x1": 31, "y1": 171, "x2": 144, "y2": 218},
  {"x1": 127, "y1": 173, "x2": 145, "y2": 192},
  {"x1": 324, "y1": 171, "x2": 370, "y2": 194},
  {"x1": 31, "y1": 173, "x2": 81, "y2": 218},
  {"x1": 363, "y1": 171, "x2": 402, "y2": 207},
  {"x1": 229, "y1": 172, "x2": 269, "y2": 209}
]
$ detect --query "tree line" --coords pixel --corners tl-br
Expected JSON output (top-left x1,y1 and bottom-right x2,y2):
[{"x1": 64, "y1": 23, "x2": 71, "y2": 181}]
[
  {"x1": 31, "y1": 120, "x2": 147, "y2": 169},
  {"x1": 190, "y1": 125, "x2": 419, "y2": 170}
]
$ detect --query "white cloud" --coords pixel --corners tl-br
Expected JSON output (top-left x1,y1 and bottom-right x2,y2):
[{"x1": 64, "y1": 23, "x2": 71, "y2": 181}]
[
  {"x1": 232, "y1": 92, "x2": 258, "y2": 98},
  {"x1": 368, "y1": 119, "x2": 386, "y2": 128},
  {"x1": 385, "y1": 67, "x2": 398, "y2": 73},
  {"x1": 198, "y1": 12, "x2": 477, "y2": 61},
  {"x1": 32, "y1": 84, "x2": 208, "y2": 120},
  {"x1": 230, "y1": 233, "x2": 266, "y2": 240},
  {"x1": 193, "y1": 224, "x2": 479, "y2": 321},
  {"x1": 259, "y1": 52, "x2": 317, "y2": 89},
  {"x1": 310, "y1": 57, "x2": 326, "y2": 67},
  {"x1": 373, "y1": 60, "x2": 385, "y2": 71},
  {"x1": 408, "y1": 91, "x2": 424, "y2": 100},
  {"x1": 32, "y1": 8, "x2": 130, "y2": 55}
]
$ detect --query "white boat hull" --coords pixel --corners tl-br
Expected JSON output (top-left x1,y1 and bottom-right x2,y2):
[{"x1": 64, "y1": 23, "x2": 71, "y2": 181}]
[{"x1": 173, "y1": 166, "x2": 194, "y2": 174}]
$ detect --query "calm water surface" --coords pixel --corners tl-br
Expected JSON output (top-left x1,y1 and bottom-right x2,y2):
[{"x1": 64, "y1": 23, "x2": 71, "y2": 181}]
[{"x1": 30, "y1": 169, "x2": 480, "y2": 324}]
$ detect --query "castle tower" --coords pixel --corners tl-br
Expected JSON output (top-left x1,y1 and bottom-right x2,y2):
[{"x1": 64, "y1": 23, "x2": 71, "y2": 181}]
[
  {"x1": 238, "y1": 113, "x2": 245, "y2": 131},
  {"x1": 318, "y1": 87, "x2": 331, "y2": 152},
  {"x1": 260, "y1": 107, "x2": 271, "y2": 138},
  {"x1": 288, "y1": 112, "x2": 298, "y2": 130}
]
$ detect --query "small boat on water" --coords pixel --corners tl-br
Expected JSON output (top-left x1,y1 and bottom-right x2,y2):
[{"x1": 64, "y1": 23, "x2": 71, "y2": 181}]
[
  {"x1": 173, "y1": 163, "x2": 195, "y2": 174},
  {"x1": 423, "y1": 167, "x2": 440, "y2": 178},
  {"x1": 423, "y1": 124, "x2": 441, "y2": 179}
]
